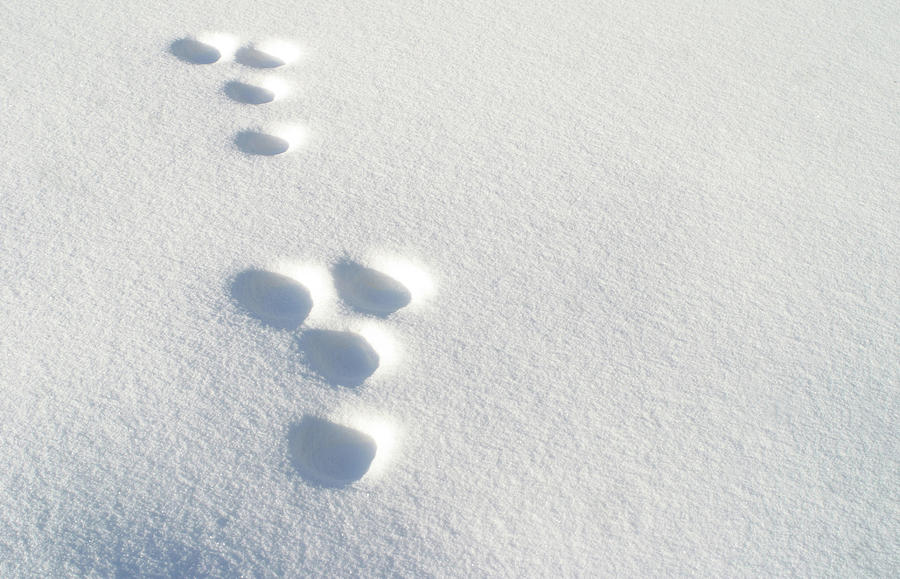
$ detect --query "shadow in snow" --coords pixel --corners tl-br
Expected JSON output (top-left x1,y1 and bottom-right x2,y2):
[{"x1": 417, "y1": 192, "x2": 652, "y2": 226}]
[
  {"x1": 235, "y1": 46, "x2": 286, "y2": 68},
  {"x1": 297, "y1": 329, "x2": 379, "y2": 387},
  {"x1": 234, "y1": 131, "x2": 290, "y2": 156},
  {"x1": 231, "y1": 269, "x2": 312, "y2": 330},
  {"x1": 332, "y1": 260, "x2": 411, "y2": 317},
  {"x1": 288, "y1": 416, "x2": 377, "y2": 487},
  {"x1": 224, "y1": 81, "x2": 275, "y2": 105},
  {"x1": 170, "y1": 38, "x2": 220, "y2": 64}
]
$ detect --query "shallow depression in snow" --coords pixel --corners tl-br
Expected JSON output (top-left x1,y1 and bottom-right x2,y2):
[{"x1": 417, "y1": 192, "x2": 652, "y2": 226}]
[
  {"x1": 288, "y1": 416, "x2": 377, "y2": 487},
  {"x1": 297, "y1": 329, "x2": 380, "y2": 387},
  {"x1": 231, "y1": 269, "x2": 313, "y2": 330},
  {"x1": 236, "y1": 46, "x2": 285, "y2": 68},
  {"x1": 224, "y1": 81, "x2": 276, "y2": 105},
  {"x1": 332, "y1": 260, "x2": 412, "y2": 316},
  {"x1": 234, "y1": 131, "x2": 291, "y2": 156},
  {"x1": 170, "y1": 37, "x2": 221, "y2": 64}
]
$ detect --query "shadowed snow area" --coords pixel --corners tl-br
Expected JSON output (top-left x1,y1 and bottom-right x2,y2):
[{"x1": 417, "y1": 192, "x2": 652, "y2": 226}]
[
  {"x1": 224, "y1": 81, "x2": 276, "y2": 105},
  {"x1": 332, "y1": 260, "x2": 412, "y2": 316},
  {"x1": 169, "y1": 38, "x2": 220, "y2": 64},
  {"x1": 298, "y1": 329, "x2": 379, "y2": 387},
  {"x1": 235, "y1": 46, "x2": 286, "y2": 68},
  {"x1": 231, "y1": 270, "x2": 312, "y2": 330},
  {"x1": 234, "y1": 131, "x2": 290, "y2": 155},
  {"x1": 288, "y1": 416, "x2": 377, "y2": 487}
]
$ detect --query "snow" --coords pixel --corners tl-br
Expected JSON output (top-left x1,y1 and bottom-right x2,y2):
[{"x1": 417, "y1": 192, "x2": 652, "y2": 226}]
[{"x1": 1, "y1": 0, "x2": 898, "y2": 575}]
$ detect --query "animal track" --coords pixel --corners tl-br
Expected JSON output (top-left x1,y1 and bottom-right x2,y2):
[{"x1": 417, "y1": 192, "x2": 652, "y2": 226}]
[
  {"x1": 224, "y1": 81, "x2": 276, "y2": 105},
  {"x1": 173, "y1": 33, "x2": 420, "y2": 489},
  {"x1": 332, "y1": 260, "x2": 412, "y2": 316},
  {"x1": 170, "y1": 37, "x2": 222, "y2": 64},
  {"x1": 235, "y1": 40, "x2": 300, "y2": 69},
  {"x1": 298, "y1": 329, "x2": 380, "y2": 387},
  {"x1": 236, "y1": 47, "x2": 286, "y2": 69},
  {"x1": 229, "y1": 258, "x2": 426, "y2": 486},
  {"x1": 231, "y1": 269, "x2": 312, "y2": 330},
  {"x1": 234, "y1": 131, "x2": 291, "y2": 156},
  {"x1": 287, "y1": 416, "x2": 378, "y2": 487},
  {"x1": 172, "y1": 34, "x2": 302, "y2": 153}
]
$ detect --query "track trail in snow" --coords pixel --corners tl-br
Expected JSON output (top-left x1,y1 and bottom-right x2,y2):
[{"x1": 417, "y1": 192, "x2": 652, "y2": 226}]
[
  {"x1": 170, "y1": 33, "x2": 303, "y2": 154},
  {"x1": 172, "y1": 34, "x2": 422, "y2": 487},
  {"x1": 229, "y1": 260, "x2": 415, "y2": 486}
]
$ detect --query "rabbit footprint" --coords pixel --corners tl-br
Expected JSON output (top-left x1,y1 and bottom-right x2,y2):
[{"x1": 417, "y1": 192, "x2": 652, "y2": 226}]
[
  {"x1": 298, "y1": 329, "x2": 380, "y2": 388},
  {"x1": 287, "y1": 416, "x2": 377, "y2": 487},
  {"x1": 230, "y1": 257, "x2": 430, "y2": 486},
  {"x1": 170, "y1": 33, "x2": 304, "y2": 154}
]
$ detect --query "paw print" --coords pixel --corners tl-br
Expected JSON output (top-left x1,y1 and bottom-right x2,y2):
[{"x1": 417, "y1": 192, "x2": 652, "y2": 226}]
[
  {"x1": 230, "y1": 256, "x2": 432, "y2": 487},
  {"x1": 171, "y1": 33, "x2": 432, "y2": 489},
  {"x1": 169, "y1": 32, "x2": 305, "y2": 154}
]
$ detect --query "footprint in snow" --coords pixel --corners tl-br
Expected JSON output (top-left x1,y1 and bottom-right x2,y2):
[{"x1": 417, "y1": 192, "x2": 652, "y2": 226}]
[
  {"x1": 170, "y1": 37, "x2": 222, "y2": 64},
  {"x1": 235, "y1": 40, "x2": 300, "y2": 69},
  {"x1": 224, "y1": 81, "x2": 277, "y2": 105},
  {"x1": 235, "y1": 46, "x2": 289, "y2": 69},
  {"x1": 172, "y1": 34, "x2": 301, "y2": 153},
  {"x1": 230, "y1": 260, "x2": 416, "y2": 484},
  {"x1": 332, "y1": 259, "x2": 412, "y2": 317},
  {"x1": 297, "y1": 329, "x2": 380, "y2": 388},
  {"x1": 231, "y1": 269, "x2": 313, "y2": 330},
  {"x1": 287, "y1": 416, "x2": 377, "y2": 487},
  {"x1": 234, "y1": 131, "x2": 292, "y2": 156}
]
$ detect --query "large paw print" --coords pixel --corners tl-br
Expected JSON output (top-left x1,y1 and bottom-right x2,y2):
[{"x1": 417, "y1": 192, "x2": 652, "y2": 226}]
[{"x1": 230, "y1": 256, "x2": 432, "y2": 487}]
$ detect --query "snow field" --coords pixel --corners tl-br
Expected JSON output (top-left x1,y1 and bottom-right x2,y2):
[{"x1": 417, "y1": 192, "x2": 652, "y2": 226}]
[{"x1": 0, "y1": 0, "x2": 897, "y2": 575}]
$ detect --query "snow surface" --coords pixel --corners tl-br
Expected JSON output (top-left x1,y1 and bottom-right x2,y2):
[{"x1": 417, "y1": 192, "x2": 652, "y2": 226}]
[{"x1": 1, "y1": 0, "x2": 898, "y2": 575}]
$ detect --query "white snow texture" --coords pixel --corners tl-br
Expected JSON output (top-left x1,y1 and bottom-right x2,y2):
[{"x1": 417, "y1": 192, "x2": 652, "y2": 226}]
[{"x1": 0, "y1": 0, "x2": 898, "y2": 576}]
